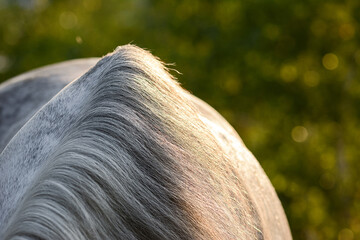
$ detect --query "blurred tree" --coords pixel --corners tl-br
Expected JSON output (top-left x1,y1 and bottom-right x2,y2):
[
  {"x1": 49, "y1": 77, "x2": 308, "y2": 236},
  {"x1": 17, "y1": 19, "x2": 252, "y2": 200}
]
[{"x1": 1, "y1": 0, "x2": 360, "y2": 239}]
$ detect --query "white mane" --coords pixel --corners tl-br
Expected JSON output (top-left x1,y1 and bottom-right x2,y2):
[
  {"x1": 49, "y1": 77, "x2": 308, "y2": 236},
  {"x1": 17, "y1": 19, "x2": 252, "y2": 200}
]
[{"x1": 0, "y1": 45, "x2": 291, "y2": 239}]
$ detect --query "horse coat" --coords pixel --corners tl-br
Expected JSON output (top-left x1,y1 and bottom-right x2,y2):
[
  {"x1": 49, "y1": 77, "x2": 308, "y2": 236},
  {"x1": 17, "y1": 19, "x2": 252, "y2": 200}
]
[{"x1": 0, "y1": 45, "x2": 292, "y2": 239}]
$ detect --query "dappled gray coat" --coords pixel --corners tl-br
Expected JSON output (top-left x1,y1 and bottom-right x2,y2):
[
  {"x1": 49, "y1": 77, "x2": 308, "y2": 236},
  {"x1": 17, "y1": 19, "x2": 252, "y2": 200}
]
[{"x1": 0, "y1": 45, "x2": 292, "y2": 239}]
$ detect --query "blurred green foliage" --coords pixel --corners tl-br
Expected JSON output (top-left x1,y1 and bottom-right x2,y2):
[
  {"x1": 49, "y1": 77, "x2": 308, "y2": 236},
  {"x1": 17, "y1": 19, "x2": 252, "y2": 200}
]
[{"x1": 1, "y1": 0, "x2": 360, "y2": 239}]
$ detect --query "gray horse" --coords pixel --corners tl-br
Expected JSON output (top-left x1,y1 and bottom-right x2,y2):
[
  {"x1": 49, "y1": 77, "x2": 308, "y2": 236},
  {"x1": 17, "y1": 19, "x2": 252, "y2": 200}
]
[{"x1": 0, "y1": 45, "x2": 292, "y2": 239}]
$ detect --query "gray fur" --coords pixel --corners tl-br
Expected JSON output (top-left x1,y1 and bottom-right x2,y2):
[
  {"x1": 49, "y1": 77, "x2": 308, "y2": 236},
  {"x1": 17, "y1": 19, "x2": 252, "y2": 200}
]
[
  {"x1": 0, "y1": 58, "x2": 98, "y2": 152},
  {"x1": 0, "y1": 45, "x2": 292, "y2": 239}
]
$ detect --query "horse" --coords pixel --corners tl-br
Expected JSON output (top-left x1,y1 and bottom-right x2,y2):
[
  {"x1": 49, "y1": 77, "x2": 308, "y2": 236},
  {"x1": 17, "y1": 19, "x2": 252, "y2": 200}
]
[{"x1": 0, "y1": 45, "x2": 292, "y2": 239}]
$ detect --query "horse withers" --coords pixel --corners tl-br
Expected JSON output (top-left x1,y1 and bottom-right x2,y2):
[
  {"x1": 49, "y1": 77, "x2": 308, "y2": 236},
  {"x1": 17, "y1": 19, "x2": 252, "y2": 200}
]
[{"x1": 0, "y1": 45, "x2": 292, "y2": 239}]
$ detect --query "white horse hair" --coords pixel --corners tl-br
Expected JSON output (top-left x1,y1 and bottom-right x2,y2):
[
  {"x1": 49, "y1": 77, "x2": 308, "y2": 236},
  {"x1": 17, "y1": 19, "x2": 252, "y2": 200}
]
[{"x1": 0, "y1": 45, "x2": 292, "y2": 239}]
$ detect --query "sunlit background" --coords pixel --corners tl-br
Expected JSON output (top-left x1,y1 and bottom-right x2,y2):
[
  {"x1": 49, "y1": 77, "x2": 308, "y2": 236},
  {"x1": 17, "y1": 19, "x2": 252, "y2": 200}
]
[{"x1": 1, "y1": 0, "x2": 360, "y2": 239}]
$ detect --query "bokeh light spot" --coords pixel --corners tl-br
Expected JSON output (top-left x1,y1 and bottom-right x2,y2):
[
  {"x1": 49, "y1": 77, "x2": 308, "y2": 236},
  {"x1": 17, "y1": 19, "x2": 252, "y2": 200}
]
[
  {"x1": 350, "y1": 219, "x2": 360, "y2": 236},
  {"x1": 322, "y1": 53, "x2": 339, "y2": 70},
  {"x1": 290, "y1": 199, "x2": 307, "y2": 218},
  {"x1": 272, "y1": 174, "x2": 287, "y2": 192},
  {"x1": 224, "y1": 77, "x2": 241, "y2": 95},
  {"x1": 311, "y1": 20, "x2": 327, "y2": 37},
  {"x1": 339, "y1": 23, "x2": 355, "y2": 40},
  {"x1": 59, "y1": 11, "x2": 78, "y2": 30},
  {"x1": 309, "y1": 207, "x2": 325, "y2": 225},
  {"x1": 215, "y1": 1, "x2": 241, "y2": 27},
  {"x1": 291, "y1": 126, "x2": 308, "y2": 142},
  {"x1": 287, "y1": 181, "x2": 301, "y2": 196},
  {"x1": 320, "y1": 152, "x2": 336, "y2": 170},
  {"x1": 263, "y1": 24, "x2": 280, "y2": 40},
  {"x1": 338, "y1": 228, "x2": 354, "y2": 240},
  {"x1": 76, "y1": 36, "x2": 83, "y2": 44},
  {"x1": 303, "y1": 70, "x2": 320, "y2": 87},
  {"x1": 280, "y1": 65, "x2": 297, "y2": 82}
]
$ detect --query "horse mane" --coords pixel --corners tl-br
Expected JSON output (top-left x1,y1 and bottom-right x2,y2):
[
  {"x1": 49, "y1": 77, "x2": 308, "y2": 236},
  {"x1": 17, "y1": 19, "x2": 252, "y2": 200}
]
[{"x1": 1, "y1": 45, "x2": 285, "y2": 239}]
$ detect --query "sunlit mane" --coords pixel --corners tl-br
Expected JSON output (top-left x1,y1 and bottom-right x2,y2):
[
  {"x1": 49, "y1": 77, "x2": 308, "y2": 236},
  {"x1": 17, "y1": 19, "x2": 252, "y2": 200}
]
[{"x1": 0, "y1": 45, "x2": 291, "y2": 239}]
